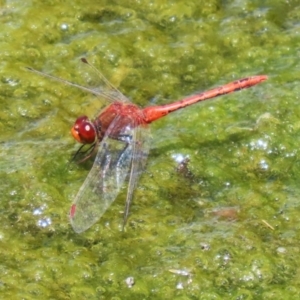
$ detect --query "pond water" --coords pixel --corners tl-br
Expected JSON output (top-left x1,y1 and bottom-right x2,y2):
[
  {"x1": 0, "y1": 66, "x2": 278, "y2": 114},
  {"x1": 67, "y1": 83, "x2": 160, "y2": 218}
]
[{"x1": 0, "y1": 0, "x2": 300, "y2": 299}]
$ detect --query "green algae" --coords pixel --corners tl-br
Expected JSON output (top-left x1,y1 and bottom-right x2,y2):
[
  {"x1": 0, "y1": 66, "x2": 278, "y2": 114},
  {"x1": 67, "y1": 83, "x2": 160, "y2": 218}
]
[{"x1": 1, "y1": 0, "x2": 300, "y2": 299}]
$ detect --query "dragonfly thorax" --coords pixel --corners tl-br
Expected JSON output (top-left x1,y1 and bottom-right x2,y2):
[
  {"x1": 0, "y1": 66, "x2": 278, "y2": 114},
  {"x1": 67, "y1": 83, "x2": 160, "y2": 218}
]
[{"x1": 71, "y1": 115, "x2": 96, "y2": 144}]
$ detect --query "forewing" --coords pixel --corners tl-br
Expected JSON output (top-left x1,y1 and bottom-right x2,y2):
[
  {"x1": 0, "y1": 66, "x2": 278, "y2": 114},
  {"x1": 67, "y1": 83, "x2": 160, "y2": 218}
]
[
  {"x1": 27, "y1": 59, "x2": 129, "y2": 104},
  {"x1": 70, "y1": 115, "x2": 136, "y2": 233},
  {"x1": 77, "y1": 58, "x2": 129, "y2": 103}
]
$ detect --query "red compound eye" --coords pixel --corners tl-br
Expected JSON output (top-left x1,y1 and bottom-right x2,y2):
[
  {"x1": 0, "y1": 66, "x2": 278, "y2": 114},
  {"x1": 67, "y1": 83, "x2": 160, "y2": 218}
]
[{"x1": 71, "y1": 115, "x2": 96, "y2": 144}]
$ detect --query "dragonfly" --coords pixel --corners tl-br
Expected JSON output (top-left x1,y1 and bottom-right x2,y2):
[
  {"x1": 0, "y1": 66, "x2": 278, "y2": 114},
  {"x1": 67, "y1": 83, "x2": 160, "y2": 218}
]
[{"x1": 27, "y1": 58, "x2": 267, "y2": 233}]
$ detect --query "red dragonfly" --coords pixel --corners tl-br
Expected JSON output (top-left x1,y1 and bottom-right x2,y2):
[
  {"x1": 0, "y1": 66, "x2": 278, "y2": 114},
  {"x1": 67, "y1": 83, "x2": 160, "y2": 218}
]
[{"x1": 28, "y1": 59, "x2": 267, "y2": 233}]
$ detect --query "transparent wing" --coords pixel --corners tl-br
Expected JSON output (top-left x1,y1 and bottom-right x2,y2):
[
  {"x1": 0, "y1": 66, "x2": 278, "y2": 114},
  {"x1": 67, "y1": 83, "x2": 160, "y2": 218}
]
[
  {"x1": 27, "y1": 58, "x2": 129, "y2": 104},
  {"x1": 70, "y1": 114, "x2": 149, "y2": 233},
  {"x1": 78, "y1": 58, "x2": 129, "y2": 103},
  {"x1": 123, "y1": 124, "x2": 150, "y2": 227}
]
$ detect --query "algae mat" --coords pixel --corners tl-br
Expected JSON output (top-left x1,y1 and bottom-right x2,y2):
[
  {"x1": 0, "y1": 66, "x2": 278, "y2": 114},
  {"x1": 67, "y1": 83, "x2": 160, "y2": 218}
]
[{"x1": 0, "y1": 0, "x2": 300, "y2": 299}]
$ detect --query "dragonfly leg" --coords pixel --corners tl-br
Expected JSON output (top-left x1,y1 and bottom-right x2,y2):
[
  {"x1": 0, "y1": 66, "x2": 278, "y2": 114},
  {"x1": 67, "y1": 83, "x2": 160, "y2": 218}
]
[{"x1": 71, "y1": 142, "x2": 98, "y2": 163}]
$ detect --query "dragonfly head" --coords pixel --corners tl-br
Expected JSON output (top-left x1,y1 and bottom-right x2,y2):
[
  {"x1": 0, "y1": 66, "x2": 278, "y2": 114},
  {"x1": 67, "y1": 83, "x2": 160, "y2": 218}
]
[{"x1": 71, "y1": 115, "x2": 96, "y2": 144}]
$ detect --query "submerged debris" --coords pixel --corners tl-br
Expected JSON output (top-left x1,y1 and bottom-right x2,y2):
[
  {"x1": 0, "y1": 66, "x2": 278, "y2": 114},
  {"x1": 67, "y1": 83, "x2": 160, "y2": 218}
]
[{"x1": 125, "y1": 276, "x2": 135, "y2": 288}]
